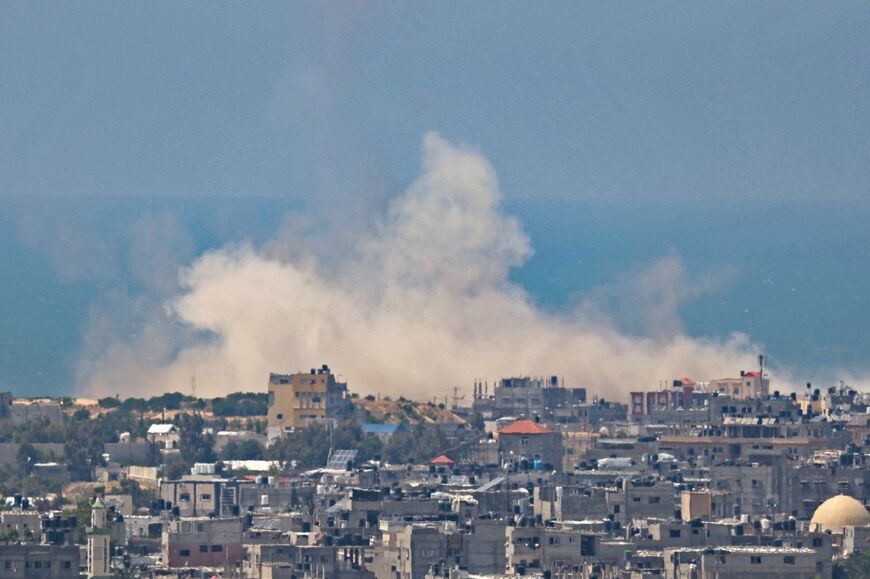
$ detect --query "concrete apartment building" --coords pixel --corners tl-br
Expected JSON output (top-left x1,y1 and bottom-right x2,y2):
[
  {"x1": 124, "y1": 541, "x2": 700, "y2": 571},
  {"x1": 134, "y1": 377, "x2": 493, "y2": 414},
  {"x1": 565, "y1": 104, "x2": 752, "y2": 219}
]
[
  {"x1": 496, "y1": 419, "x2": 563, "y2": 471},
  {"x1": 159, "y1": 478, "x2": 244, "y2": 518},
  {"x1": 267, "y1": 364, "x2": 352, "y2": 437},
  {"x1": 505, "y1": 523, "x2": 599, "y2": 574},
  {"x1": 472, "y1": 376, "x2": 586, "y2": 420},
  {"x1": 0, "y1": 544, "x2": 79, "y2": 579},
  {"x1": 606, "y1": 479, "x2": 677, "y2": 524},
  {"x1": 460, "y1": 518, "x2": 506, "y2": 574},
  {"x1": 664, "y1": 546, "x2": 824, "y2": 578},
  {"x1": 372, "y1": 522, "x2": 448, "y2": 579},
  {"x1": 11, "y1": 365, "x2": 870, "y2": 578},
  {"x1": 708, "y1": 370, "x2": 770, "y2": 399},
  {"x1": 162, "y1": 516, "x2": 244, "y2": 569},
  {"x1": 1, "y1": 512, "x2": 40, "y2": 541}
]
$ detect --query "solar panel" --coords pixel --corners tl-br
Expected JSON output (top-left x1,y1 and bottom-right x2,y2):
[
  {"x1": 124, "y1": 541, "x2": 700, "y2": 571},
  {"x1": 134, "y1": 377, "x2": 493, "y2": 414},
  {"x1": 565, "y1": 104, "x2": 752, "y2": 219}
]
[{"x1": 326, "y1": 449, "x2": 359, "y2": 470}]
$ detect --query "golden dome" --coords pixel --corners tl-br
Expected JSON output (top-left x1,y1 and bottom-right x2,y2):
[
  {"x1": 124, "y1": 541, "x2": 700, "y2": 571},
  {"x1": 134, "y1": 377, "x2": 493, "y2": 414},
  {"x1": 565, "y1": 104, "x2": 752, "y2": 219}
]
[{"x1": 810, "y1": 495, "x2": 870, "y2": 533}]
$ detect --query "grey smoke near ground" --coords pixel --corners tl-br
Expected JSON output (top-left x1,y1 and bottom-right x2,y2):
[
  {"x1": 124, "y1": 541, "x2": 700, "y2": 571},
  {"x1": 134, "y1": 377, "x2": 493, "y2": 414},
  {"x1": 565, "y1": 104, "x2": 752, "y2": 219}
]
[{"x1": 79, "y1": 133, "x2": 760, "y2": 399}]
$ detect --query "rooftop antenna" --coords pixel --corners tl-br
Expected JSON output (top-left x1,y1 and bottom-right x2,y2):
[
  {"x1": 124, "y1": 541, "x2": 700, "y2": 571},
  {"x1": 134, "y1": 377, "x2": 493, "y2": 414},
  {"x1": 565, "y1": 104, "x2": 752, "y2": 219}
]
[{"x1": 757, "y1": 354, "x2": 767, "y2": 398}]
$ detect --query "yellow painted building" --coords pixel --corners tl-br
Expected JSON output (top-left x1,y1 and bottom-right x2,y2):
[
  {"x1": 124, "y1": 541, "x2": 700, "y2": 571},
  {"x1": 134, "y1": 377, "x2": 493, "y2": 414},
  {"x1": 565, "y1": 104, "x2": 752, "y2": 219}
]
[
  {"x1": 267, "y1": 365, "x2": 351, "y2": 437},
  {"x1": 708, "y1": 371, "x2": 769, "y2": 399}
]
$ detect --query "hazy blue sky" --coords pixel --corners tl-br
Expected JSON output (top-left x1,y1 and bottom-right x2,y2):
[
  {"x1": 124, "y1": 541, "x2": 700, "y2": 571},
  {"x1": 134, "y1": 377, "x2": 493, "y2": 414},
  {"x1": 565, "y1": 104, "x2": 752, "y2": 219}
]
[{"x1": 1, "y1": 2, "x2": 870, "y2": 394}]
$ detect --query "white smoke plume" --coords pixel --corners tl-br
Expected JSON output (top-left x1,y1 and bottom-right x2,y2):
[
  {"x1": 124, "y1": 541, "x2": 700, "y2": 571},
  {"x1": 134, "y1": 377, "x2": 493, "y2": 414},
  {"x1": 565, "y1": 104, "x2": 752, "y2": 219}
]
[{"x1": 81, "y1": 133, "x2": 760, "y2": 399}]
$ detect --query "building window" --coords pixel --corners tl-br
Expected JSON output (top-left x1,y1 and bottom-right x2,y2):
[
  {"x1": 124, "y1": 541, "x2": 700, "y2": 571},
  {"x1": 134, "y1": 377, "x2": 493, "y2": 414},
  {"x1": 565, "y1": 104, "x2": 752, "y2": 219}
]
[
  {"x1": 751, "y1": 556, "x2": 762, "y2": 564},
  {"x1": 669, "y1": 530, "x2": 681, "y2": 538},
  {"x1": 649, "y1": 497, "x2": 661, "y2": 504},
  {"x1": 179, "y1": 493, "x2": 191, "y2": 502},
  {"x1": 62, "y1": 562, "x2": 71, "y2": 569},
  {"x1": 4, "y1": 562, "x2": 11, "y2": 569},
  {"x1": 521, "y1": 437, "x2": 529, "y2": 446},
  {"x1": 276, "y1": 413, "x2": 283, "y2": 420},
  {"x1": 784, "y1": 556, "x2": 795, "y2": 565},
  {"x1": 211, "y1": 545, "x2": 223, "y2": 552},
  {"x1": 180, "y1": 549, "x2": 190, "y2": 557},
  {"x1": 199, "y1": 545, "x2": 208, "y2": 553},
  {"x1": 201, "y1": 494, "x2": 212, "y2": 501}
]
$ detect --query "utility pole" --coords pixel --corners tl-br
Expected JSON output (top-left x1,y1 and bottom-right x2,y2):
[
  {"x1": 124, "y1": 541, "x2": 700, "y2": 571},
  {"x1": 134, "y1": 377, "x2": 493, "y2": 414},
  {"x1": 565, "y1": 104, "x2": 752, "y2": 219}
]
[
  {"x1": 328, "y1": 419, "x2": 335, "y2": 462},
  {"x1": 451, "y1": 386, "x2": 464, "y2": 409}
]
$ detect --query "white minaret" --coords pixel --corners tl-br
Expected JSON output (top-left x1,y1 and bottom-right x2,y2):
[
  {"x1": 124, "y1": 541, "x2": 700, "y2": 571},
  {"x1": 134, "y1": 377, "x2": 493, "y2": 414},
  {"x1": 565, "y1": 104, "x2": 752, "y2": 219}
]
[{"x1": 87, "y1": 498, "x2": 111, "y2": 578}]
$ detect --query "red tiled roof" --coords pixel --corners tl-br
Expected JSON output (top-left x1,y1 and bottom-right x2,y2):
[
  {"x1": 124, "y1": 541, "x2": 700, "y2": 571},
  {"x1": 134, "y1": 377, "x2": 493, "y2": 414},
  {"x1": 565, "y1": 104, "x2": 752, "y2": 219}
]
[
  {"x1": 497, "y1": 419, "x2": 554, "y2": 435},
  {"x1": 744, "y1": 371, "x2": 761, "y2": 377},
  {"x1": 431, "y1": 454, "x2": 454, "y2": 465}
]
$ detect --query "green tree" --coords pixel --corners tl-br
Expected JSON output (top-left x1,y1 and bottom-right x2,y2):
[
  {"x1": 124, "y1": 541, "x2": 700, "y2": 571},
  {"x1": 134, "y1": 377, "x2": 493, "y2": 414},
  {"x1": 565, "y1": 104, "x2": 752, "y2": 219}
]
[
  {"x1": 64, "y1": 417, "x2": 106, "y2": 481},
  {"x1": 66, "y1": 499, "x2": 92, "y2": 545},
  {"x1": 834, "y1": 552, "x2": 870, "y2": 579},
  {"x1": 221, "y1": 439, "x2": 265, "y2": 461},
  {"x1": 98, "y1": 397, "x2": 120, "y2": 409},
  {"x1": 118, "y1": 479, "x2": 156, "y2": 510},
  {"x1": 268, "y1": 421, "x2": 383, "y2": 467},
  {"x1": 211, "y1": 393, "x2": 268, "y2": 417},
  {"x1": 164, "y1": 461, "x2": 189, "y2": 480},
  {"x1": 17, "y1": 443, "x2": 42, "y2": 475},
  {"x1": 383, "y1": 424, "x2": 449, "y2": 464},
  {"x1": 72, "y1": 408, "x2": 91, "y2": 421},
  {"x1": 175, "y1": 413, "x2": 215, "y2": 464}
]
